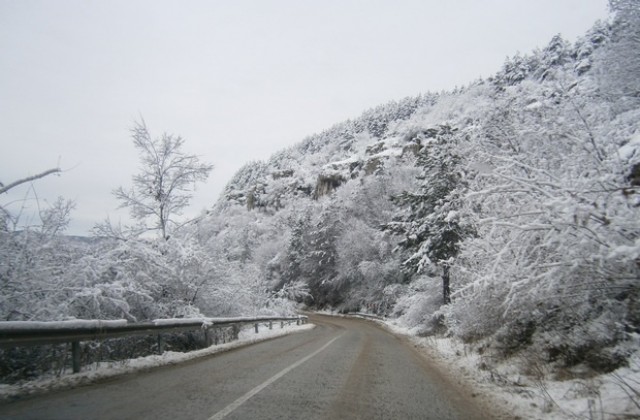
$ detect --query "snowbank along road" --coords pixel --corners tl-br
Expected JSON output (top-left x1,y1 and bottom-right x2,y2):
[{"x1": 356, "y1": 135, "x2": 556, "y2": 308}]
[{"x1": 0, "y1": 314, "x2": 495, "y2": 419}]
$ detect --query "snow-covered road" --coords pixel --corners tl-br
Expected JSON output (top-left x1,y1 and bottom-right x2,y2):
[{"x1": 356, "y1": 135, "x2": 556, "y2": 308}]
[{"x1": 0, "y1": 315, "x2": 495, "y2": 419}]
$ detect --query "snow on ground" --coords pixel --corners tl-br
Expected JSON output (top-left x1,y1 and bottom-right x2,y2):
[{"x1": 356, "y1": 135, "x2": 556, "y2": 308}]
[
  {"x1": 0, "y1": 322, "x2": 315, "y2": 403},
  {"x1": 378, "y1": 318, "x2": 640, "y2": 420},
  {"x1": 306, "y1": 311, "x2": 640, "y2": 418}
]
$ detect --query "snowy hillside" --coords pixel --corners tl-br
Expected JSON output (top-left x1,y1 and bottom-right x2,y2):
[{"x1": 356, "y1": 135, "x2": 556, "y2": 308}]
[
  {"x1": 221, "y1": 94, "x2": 433, "y2": 211},
  {"x1": 197, "y1": 1, "x2": 640, "y2": 391},
  {"x1": 1, "y1": 2, "x2": 639, "y2": 417}
]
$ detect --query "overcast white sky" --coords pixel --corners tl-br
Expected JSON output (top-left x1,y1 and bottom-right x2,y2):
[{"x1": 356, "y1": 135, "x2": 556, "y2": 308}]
[{"x1": 1, "y1": 0, "x2": 610, "y2": 236}]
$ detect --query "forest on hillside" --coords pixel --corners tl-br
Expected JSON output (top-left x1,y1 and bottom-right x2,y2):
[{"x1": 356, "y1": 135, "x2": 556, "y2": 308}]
[
  {"x1": 204, "y1": 1, "x2": 640, "y2": 374},
  {"x1": 1, "y1": 0, "x2": 639, "y2": 383}
]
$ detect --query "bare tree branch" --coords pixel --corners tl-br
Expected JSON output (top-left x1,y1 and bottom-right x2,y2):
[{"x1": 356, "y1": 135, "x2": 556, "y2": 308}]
[{"x1": 0, "y1": 168, "x2": 61, "y2": 195}]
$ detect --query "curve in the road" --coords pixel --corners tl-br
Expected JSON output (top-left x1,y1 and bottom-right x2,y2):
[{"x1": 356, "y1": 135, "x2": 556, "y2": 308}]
[{"x1": 0, "y1": 314, "x2": 495, "y2": 420}]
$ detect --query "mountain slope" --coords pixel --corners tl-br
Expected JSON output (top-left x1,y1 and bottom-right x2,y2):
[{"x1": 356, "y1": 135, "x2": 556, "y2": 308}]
[{"x1": 195, "y1": 4, "x2": 640, "y2": 384}]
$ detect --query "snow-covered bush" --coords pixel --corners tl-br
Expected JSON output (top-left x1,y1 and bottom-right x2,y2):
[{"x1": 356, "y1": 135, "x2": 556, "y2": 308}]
[
  {"x1": 440, "y1": 20, "x2": 640, "y2": 372},
  {"x1": 392, "y1": 276, "x2": 446, "y2": 336}
]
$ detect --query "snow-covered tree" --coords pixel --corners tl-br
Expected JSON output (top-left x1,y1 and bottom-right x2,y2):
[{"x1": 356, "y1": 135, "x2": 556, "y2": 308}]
[
  {"x1": 112, "y1": 119, "x2": 213, "y2": 240},
  {"x1": 599, "y1": 0, "x2": 640, "y2": 109},
  {"x1": 0, "y1": 167, "x2": 62, "y2": 231},
  {"x1": 385, "y1": 125, "x2": 471, "y2": 304},
  {"x1": 444, "y1": 53, "x2": 640, "y2": 369}
]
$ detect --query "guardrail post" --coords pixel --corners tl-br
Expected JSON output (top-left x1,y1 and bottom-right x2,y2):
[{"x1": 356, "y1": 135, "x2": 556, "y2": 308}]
[
  {"x1": 254, "y1": 323, "x2": 259, "y2": 334},
  {"x1": 204, "y1": 328, "x2": 212, "y2": 347},
  {"x1": 71, "y1": 341, "x2": 81, "y2": 373},
  {"x1": 269, "y1": 321, "x2": 273, "y2": 330},
  {"x1": 157, "y1": 334, "x2": 164, "y2": 354},
  {"x1": 281, "y1": 321, "x2": 284, "y2": 328}
]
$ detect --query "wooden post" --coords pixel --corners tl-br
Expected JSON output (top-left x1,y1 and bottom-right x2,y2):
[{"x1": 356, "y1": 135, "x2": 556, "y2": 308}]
[
  {"x1": 281, "y1": 321, "x2": 284, "y2": 328},
  {"x1": 269, "y1": 321, "x2": 273, "y2": 330},
  {"x1": 71, "y1": 341, "x2": 81, "y2": 373},
  {"x1": 254, "y1": 323, "x2": 259, "y2": 334},
  {"x1": 214, "y1": 328, "x2": 219, "y2": 345}
]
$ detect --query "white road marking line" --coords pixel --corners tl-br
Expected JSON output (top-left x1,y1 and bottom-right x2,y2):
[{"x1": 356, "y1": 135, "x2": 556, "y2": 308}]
[{"x1": 208, "y1": 333, "x2": 344, "y2": 420}]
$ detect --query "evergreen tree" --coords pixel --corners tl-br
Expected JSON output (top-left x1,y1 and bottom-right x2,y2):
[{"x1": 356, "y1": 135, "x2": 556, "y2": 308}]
[
  {"x1": 603, "y1": 0, "x2": 640, "y2": 104},
  {"x1": 385, "y1": 125, "x2": 470, "y2": 304}
]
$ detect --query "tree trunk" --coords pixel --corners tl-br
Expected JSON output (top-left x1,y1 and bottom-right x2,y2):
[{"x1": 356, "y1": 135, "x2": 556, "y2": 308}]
[{"x1": 442, "y1": 265, "x2": 451, "y2": 305}]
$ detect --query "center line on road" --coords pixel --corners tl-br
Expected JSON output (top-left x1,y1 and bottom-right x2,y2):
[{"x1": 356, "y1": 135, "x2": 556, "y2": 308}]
[{"x1": 208, "y1": 333, "x2": 344, "y2": 420}]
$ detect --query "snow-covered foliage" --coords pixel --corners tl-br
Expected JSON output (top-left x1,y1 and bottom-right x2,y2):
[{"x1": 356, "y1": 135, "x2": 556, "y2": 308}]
[
  {"x1": 0, "y1": 232, "x2": 201, "y2": 322},
  {"x1": 200, "y1": 4, "x2": 639, "y2": 384},
  {"x1": 438, "y1": 5, "x2": 640, "y2": 375},
  {"x1": 2, "y1": 4, "x2": 639, "y2": 410}
]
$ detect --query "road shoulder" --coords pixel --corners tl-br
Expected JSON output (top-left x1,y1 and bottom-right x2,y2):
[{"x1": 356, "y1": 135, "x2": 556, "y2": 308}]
[{"x1": 0, "y1": 323, "x2": 315, "y2": 404}]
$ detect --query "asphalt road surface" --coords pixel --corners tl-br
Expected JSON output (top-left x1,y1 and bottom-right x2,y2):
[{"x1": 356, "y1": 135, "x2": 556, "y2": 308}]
[{"x1": 0, "y1": 314, "x2": 494, "y2": 419}]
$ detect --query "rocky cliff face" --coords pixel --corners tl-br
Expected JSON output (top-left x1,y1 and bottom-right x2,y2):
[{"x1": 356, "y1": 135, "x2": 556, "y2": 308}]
[{"x1": 221, "y1": 97, "x2": 434, "y2": 211}]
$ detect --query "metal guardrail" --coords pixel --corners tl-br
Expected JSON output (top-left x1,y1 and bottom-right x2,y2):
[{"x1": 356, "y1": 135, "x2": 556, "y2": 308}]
[
  {"x1": 349, "y1": 312, "x2": 384, "y2": 320},
  {"x1": 0, "y1": 315, "x2": 308, "y2": 373}
]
